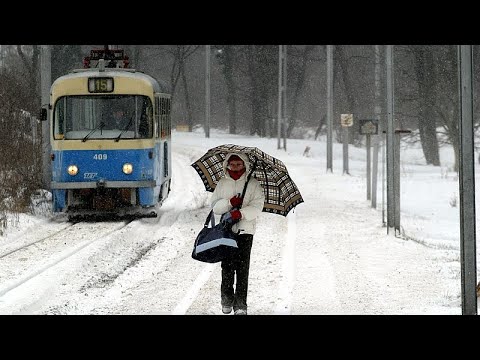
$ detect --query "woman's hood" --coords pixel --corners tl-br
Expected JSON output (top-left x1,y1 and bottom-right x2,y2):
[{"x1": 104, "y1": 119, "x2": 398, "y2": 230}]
[{"x1": 222, "y1": 152, "x2": 251, "y2": 178}]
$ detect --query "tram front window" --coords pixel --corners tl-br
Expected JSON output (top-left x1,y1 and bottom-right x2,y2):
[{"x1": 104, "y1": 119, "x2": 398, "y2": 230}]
[{"x1": 54, "y1": 95, "x2": 153, "y2": 140}]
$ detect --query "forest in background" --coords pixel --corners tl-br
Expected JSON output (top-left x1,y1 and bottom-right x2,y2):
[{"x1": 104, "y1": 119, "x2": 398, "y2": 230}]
[{"x1": 1, "y1": 44, "x2": 478, "y2": 229}]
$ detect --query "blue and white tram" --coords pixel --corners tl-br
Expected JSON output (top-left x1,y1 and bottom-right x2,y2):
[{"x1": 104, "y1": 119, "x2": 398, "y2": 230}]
[{"x1": 40, "y1": 48, "x2": 172, "y2": 220}]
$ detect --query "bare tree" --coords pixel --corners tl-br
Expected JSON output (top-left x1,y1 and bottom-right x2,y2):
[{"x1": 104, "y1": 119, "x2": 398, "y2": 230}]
[
  {"x1": 0, "y1": 63, "x2": 41, "y2": 229},
  {"x1": 166, "y1": 45, "x2": 199, "y2": 131},
  {"x1": 433, "y1": 45, "x2": 459, "y2": 171},
  {"x1": 286, "y1": 45, "x2": 317, "y2": 137},
  {"x1": 15, "y1": 45, "x2": 40, "y2": 112},
  {"x1": 410, "y1": 45, "x2": 440, "y2": 166},
  {"x1": 215, "y1": 45, "x2": 239, "y2": 134}
]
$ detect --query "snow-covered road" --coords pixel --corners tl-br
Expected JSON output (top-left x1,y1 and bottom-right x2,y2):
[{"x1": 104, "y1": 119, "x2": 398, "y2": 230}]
[{"x1": 0, "y1": 132, "x2": 461, "y2": 314}]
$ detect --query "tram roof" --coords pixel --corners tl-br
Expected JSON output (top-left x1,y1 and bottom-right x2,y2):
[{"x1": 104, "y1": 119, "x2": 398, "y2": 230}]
[{"x1": 53, "y1": 68, "x2": 170, "y2": 94}]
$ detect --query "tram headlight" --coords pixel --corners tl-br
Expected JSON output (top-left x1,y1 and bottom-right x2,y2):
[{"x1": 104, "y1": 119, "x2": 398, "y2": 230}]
[
  {"x1": 67, "y1": 165, "x2": 78, "y2": 176},
  {"x1": 123, "y1": 163, "x2": 133, "y2": 175}
]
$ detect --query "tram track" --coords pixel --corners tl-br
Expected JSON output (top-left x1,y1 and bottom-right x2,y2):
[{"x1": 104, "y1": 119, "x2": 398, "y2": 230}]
[
  {"x1": 0, "y1": 219, "x2": 134, "y2": 298},
  {"x1": 0, "y1": 222, "x2": 78, "y2": 260},
  {"x1": 0, "y1": 149, "x2": 210, "y2": 314}
]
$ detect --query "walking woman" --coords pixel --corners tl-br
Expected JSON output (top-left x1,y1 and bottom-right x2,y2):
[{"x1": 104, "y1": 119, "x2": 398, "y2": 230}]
[{"x1": 210, "y1": 153, "x2": 265, "y2": 315}]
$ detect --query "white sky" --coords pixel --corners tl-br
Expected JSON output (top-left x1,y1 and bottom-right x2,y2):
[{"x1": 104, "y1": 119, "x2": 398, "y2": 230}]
[{"x1": 0, "y1": 127, "x2": 477, "y2": 315}]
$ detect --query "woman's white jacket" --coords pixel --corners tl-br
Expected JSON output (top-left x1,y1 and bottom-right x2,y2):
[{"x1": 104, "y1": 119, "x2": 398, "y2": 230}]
[{"x1": 210, "y1": 152, "x2": 265, "y2": 235}]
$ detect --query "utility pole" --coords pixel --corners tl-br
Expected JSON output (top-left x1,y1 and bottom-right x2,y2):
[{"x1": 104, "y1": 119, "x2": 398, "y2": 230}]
[
  {"x1": 277, "y1": 45, "x2": 287, "y2": 150},
  {"x1": 385, "y1": 45, "x2": 395, "y2": 233},
  {"x1": 458, "y1": 45, "x2": 477, "y2": 315},
  {"x1": 326, "y1": 45, "x2": 333, "y2": 172},
  {"x1": 205, "y1": 45, "x2": 210, "y2": 138},
  {"x1": 40, "y1": 45, "x2": 51, "y2": 190},
  {"x1": 372, "y1": 44, "x2": 382, "y2": 209},
  {"x1": 283, "y1": 46, "x2": 287, "y2": 150}
]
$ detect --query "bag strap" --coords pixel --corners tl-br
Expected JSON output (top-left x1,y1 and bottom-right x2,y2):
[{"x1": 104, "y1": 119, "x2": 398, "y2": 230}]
[
  {"x1": 204, "y1": 209, "x2": 215, "y2": 228},
  {"x1": 237, "y1": 159, "x2": 257, "y2": 210}
]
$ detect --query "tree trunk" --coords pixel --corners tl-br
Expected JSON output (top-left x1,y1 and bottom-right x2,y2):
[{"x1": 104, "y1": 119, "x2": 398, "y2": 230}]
[
  {"x1": 412, "y1": 46, "x2": 440, "y2": 166},
  {"x1": 314, "y1": 114, "x2": 326, "y2": 140},
  {"x1": 223, "y1": 47, "x2": 237, "y2": 134},
  {"x1": 246, "y1": 45, "x2": 267, "y2": 136},
  {"x1": 335, "y1": 46, "x2": 358, "y2": 144},
  {"x1": 287, "y1": 45, "x2": 316, "y2": 137},
  {"x1": 182, "y1": 67, "x2": 193, "y2": 132}
]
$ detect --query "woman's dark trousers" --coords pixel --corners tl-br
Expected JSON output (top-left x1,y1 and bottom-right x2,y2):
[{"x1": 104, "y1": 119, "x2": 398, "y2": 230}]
[{"x1": 221, "y1": 234, "x2": 253, "y2": 311}]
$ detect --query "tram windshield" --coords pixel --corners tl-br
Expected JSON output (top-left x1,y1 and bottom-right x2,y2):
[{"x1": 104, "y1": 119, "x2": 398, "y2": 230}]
[{"x1": 53, "y1": 95, "x2": 153, "y2": 140}]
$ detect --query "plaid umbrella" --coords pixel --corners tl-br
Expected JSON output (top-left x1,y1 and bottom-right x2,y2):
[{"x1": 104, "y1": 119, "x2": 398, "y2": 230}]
[{"x1": 191, "y1": 144, "x2": 304, "y2": 217}]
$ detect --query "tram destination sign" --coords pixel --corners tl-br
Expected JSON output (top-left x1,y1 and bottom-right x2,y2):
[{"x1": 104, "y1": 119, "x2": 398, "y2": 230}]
[{"x1": 88, "y1": 77, "x2": 114, "y2": 93}]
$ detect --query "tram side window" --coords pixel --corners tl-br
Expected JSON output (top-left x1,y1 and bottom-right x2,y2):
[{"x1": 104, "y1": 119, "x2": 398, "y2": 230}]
[
  {"x1": 166, "y1": 98, "x2": 171, "y2": 136},
  {"x1": 155, "y1": 97, "x2": 160, "y2": 138},
  {"x1": 54, "y1": 98, "x2": 66, "y2": 140},
  {"x1": 138, "y1": 97, "x2": 153, "y2": 138},
  {"x1": 159, "y1": 97, "x2": 171, "y2": 138},
  {"x1": 159, "y1": 97, "x2": 165, "y2": 138}
]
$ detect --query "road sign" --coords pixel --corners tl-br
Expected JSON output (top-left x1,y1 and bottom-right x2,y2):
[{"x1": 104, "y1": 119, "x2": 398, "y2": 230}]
[
  {"x1": 341, "y1": 114, "x2": 353, "y2": 127},
  {"x1": 359, "y1": 119, "x2": 378, "y2": 135}
]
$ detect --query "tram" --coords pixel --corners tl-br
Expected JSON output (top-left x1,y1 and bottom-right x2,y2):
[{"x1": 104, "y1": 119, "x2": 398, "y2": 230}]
[{"x1": 40, "y1": 47, "x2": 172, "y2": 220}]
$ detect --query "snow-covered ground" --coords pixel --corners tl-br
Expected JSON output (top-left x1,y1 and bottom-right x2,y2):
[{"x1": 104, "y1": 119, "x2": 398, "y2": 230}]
[{"x1": 0, "y1": 128, "x2": 477, "y2": 314}]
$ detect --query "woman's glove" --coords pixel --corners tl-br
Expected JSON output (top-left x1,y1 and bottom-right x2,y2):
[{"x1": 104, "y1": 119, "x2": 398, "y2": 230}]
[
  {"x1": 221, "y1": 210, "x2": 242, "y2": 225},
  {"x1": 230, "y1": 195, "x2": 243, "y2": 208}
]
